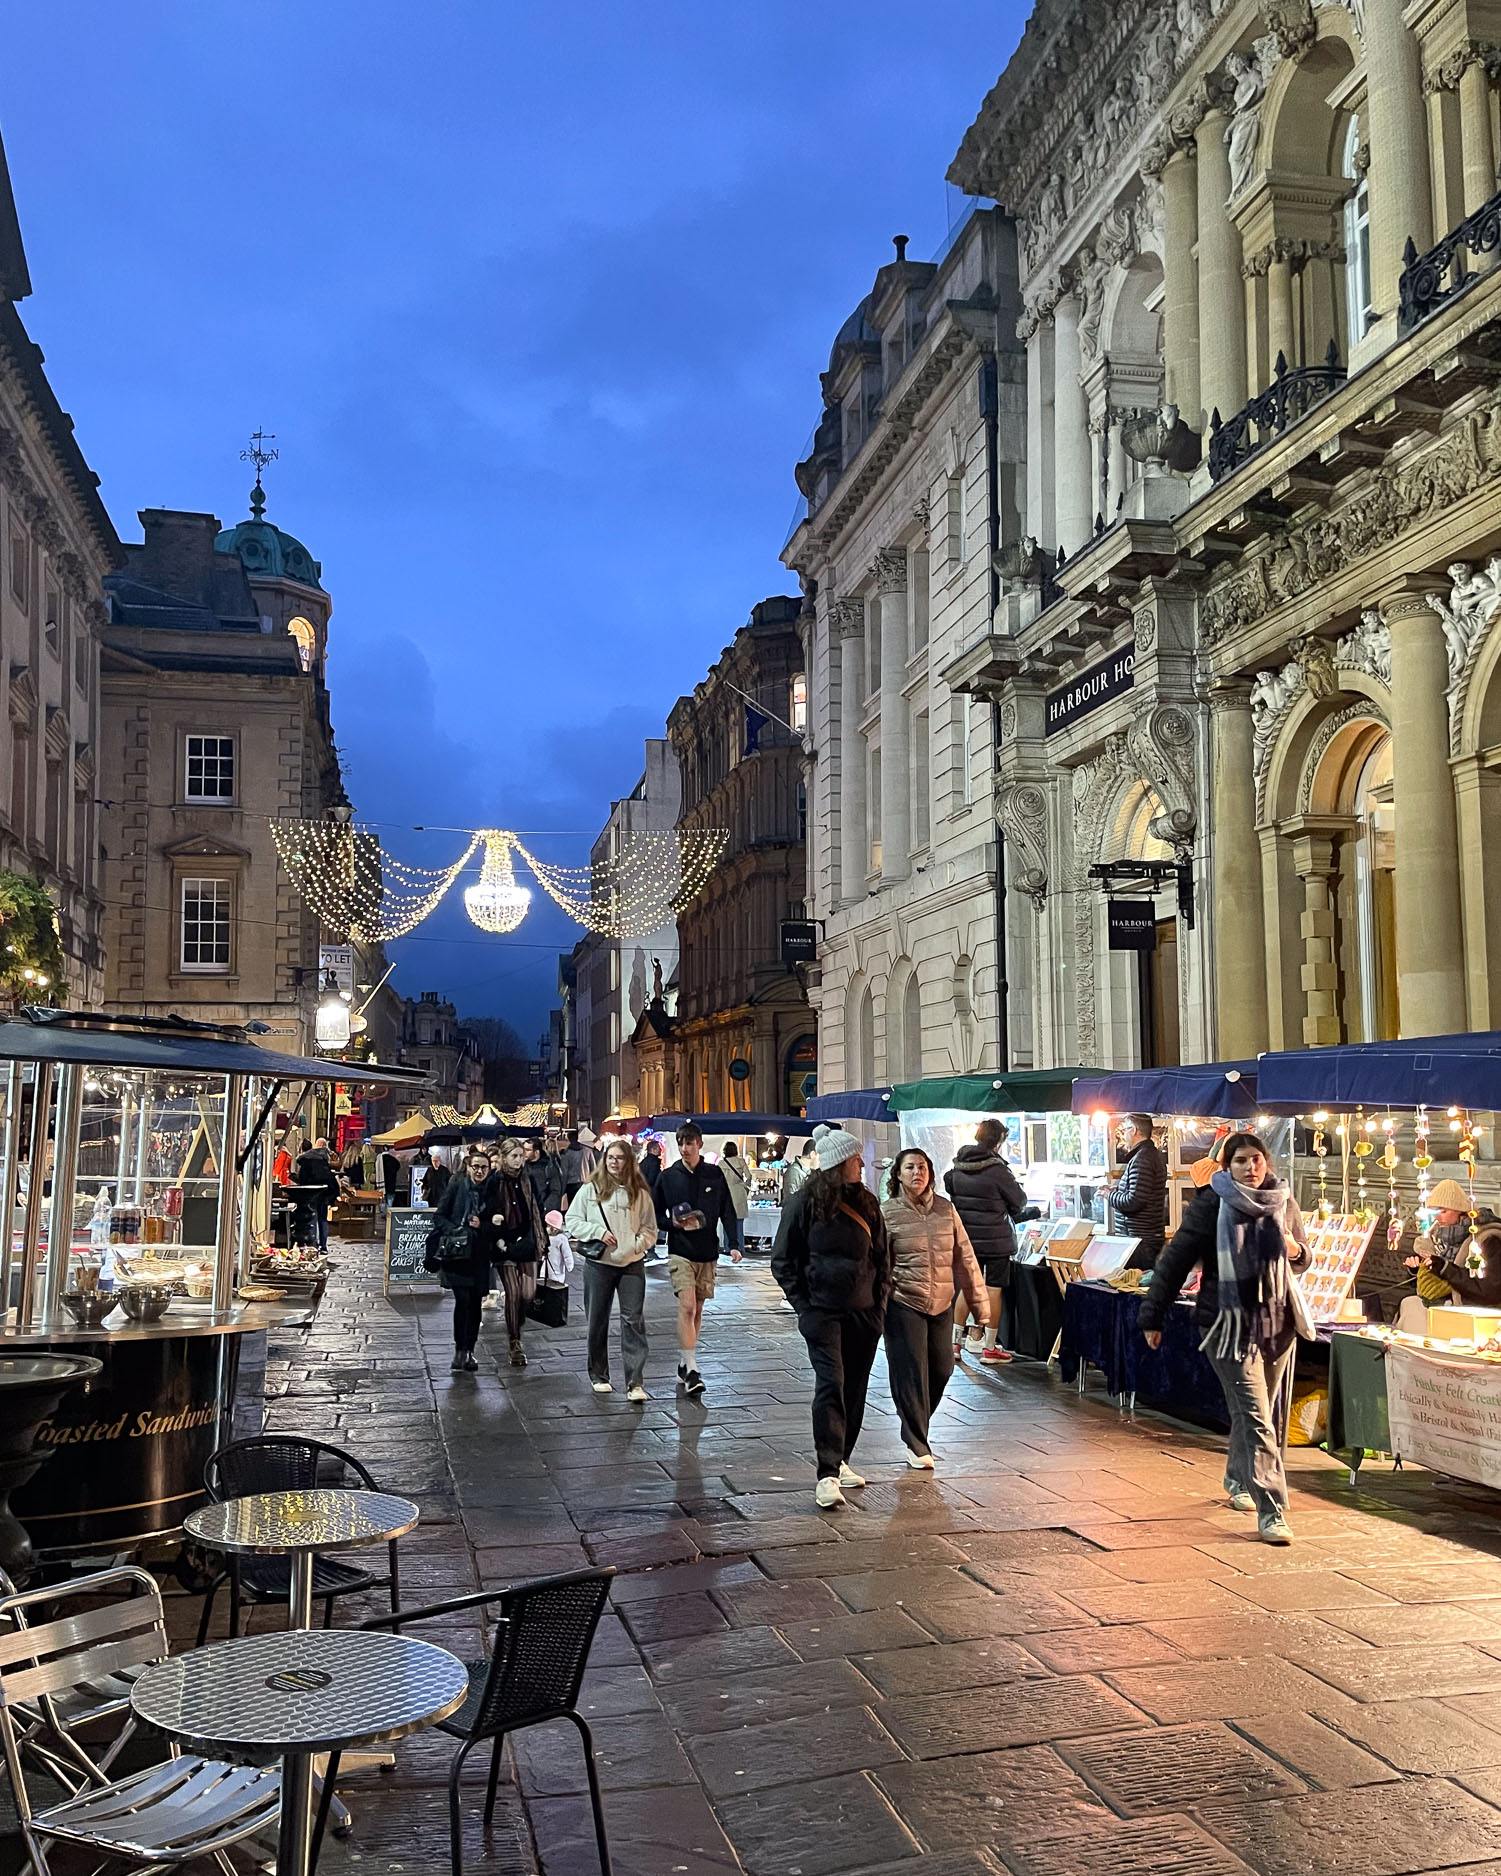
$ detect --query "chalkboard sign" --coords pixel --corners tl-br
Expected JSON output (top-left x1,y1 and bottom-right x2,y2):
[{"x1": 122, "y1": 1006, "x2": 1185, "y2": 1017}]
[{"x1": 385, "y1": 1208, "x2": 440, "y2": 1294}]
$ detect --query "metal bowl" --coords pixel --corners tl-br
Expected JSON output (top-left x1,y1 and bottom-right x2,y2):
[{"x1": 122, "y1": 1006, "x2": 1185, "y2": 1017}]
[
  {"x1": 61, "y1": 1291, "x2": 118, "y2": 1328},
  {"x1": 116, "y1": 1286, "x2": 173, "y2": 1323}
]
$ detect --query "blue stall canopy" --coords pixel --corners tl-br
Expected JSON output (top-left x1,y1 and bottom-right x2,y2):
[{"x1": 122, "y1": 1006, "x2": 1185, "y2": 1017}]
[
  {"x1": 805, "y1": 1089, "x2": 895, "y2": 1124},
  {"x1": 1071, "y1": 1062, "x2": 1263, "y2": 1120},
  {"x1": 1256, "y1": 1032, "x2": 1501, "y2": 1110},
  {"x1": 649, "y1": 1113, "x2": 813, "y2": 1136}
]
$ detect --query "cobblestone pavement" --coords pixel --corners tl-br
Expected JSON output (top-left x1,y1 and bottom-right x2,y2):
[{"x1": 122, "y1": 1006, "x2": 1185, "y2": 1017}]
[{"x1": 193, "y1": 1242, "x2": 1501, "y2": 1875}]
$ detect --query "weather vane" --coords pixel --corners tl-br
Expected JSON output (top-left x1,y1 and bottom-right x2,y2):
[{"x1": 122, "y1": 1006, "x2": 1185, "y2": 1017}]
[{"x1": 240, "y1": 429, "x2": 278, "y2": 519}]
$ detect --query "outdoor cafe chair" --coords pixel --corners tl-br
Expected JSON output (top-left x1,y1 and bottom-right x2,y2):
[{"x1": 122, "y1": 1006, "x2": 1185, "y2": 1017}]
[
  {"x1": 195, "y1": 1435, "x2": 403, "y2": 1644},
  {"x1": 0, "y1": 1565, "x2": 280, "y2": 1876},
  {"x1": 358, "y1": 1567, "x2": 615, "y2": 1876}
]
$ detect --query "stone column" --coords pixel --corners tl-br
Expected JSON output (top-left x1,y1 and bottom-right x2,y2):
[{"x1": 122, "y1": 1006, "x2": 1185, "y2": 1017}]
[
  {"x1": 1053, "y1": 293, "x2": 1092, "y2": 560},
  {"x1": 1283, "y1": 817, "x2": 1354, "y2": 1045},
  {"x1": 1024, "y1": 314, "x2": 1056, "y2": 547},
  {"x1": 1459, "y1": 55, "x2": 1497, "y2": 214},
  {"x1": 875, "y1": 548, "x2": 912, "y2": 885},
  {"x1": 834, "y1": 601, "x2": 867, "y2": 905},
  {"x1": 1209, "y1": 684, "x2": 1269, "y2": 1056},
  {"x1": 1364, "y1": 0, "x2": 1433, "y2": 316},
  {"x1": 1428, "y1": 81, "x2": 1466, "y2": 236},
  {"x1": 1268, "y1": 248, "x2": 1297, "y2": 369},
  {"x1": 1385, "y1": 583, "x2": 1466, "y2": 1032},
  {"x1": 1161, "y1": 147, "x2": 1202, "y2": 426},
  {"x1": 1196, "y1": 104, "x2": 1247, "y2": 425}
]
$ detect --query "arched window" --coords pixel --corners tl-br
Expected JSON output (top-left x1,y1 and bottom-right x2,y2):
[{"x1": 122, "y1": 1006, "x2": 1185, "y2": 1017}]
[
  {"x1": 287, "y1": 617, "x2": 316, "y2": 672},
  {"x1": 1343, "y1": 118, "x2": 1372, "y2": 351}
]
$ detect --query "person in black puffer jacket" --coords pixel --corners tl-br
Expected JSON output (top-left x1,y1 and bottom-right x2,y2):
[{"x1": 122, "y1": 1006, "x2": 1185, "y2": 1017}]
[
  {"x1": 426, "y1": 1148, "x2": 501, "y2": 1372},
  {"x1": 1109, "y1": 1113, "x2": 1169, "y2": 1270},
  {"x1": 772, "y1": 1125, "x2": 890, "y2": 1510},
  {"x1": 943, "y1": 1119, "x2": 1039, "y2": 1365}
]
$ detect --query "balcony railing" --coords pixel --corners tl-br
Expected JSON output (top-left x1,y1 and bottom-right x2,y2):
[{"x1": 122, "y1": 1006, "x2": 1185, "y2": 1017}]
[
  {"x1": 1207, "y1": 341, "x2": 1346, "y2": 483},
  {"x1": 1398, "y1": 180, "x2": 1501, "y2": 335}
]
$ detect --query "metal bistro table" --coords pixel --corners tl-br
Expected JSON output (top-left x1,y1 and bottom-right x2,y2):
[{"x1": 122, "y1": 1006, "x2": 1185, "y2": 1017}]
[
  {"x1": 185, "y1": 1487, "x2": 420, "y2": 1631},
  {"x1": 132, "y1": 1628, "x2": 468, "y2": 1876}
]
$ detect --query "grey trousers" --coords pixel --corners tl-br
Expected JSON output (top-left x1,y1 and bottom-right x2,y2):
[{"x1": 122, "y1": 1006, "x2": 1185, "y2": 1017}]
[
  {"x1": 1206, "y1": 1333, "x2": 1295, "y2": 1519},
  {"x1": 584, "y1": 1259, "x2": 648, "y2": 1389}
]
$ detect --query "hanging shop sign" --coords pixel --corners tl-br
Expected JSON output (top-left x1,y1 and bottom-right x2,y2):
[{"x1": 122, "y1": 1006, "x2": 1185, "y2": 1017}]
[
  {"x1": 781, "y1": 921, "x2": 818, "y2": 965},
  {"x1": 1045, "y1": 646, "x2": 1135, "y2": 735},
  {"x1": 319, "y1": 944, "x2": 355, "y2": 995},
  {"x1": 728, "y1": 1057, "x2": 752, "y2": 1083},
  {"x1": 1107, "y1": 900, "x2": 1158, "y2": 950}
]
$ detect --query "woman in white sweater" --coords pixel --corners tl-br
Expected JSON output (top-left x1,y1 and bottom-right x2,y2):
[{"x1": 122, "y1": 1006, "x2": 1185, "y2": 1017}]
[{"x1": 565, "y1": 1139, "x2": 660, "y2": 1400}]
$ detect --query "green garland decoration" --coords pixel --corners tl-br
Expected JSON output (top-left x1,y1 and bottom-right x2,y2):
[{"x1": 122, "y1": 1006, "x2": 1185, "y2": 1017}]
[{"x1": 0, "y1": 872, "x2": 65, "y2": 1003}]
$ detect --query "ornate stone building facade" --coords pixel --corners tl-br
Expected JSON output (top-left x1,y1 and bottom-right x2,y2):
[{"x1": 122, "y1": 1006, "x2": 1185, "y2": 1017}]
[
  {"x1": 668, "y1": 597, "x2": 814, "y2": 1114},
  {"x1": 783, "y1": 210, "x2": 1027, "y2": 1088},
  {"x1": 0, "y1": 133, "x2": 120, "y2": 1003},
  {"x1": 942, "y1": 0, "x2": 1501, "y2": 1062}
]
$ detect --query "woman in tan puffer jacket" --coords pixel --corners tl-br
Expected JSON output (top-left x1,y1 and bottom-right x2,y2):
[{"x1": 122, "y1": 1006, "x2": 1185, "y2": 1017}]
[{"x1": 881, "y1": 1148, "x2": 990, "y2": 1469}]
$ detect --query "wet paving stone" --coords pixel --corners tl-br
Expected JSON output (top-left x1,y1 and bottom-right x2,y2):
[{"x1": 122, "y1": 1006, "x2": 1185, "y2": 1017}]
[
  {"x1": 779, "y1": 1606, "x2": 935, "y2": 1659},
  {"x1": 527, "y1": 1781, "x2": 741, "y2": 1874},
  {"x1": 1232, "y1": 1709, "x2": 1401, "y2": 1788},
  {"x1": 1198, "y1": 1775, "x2": 1501, "y2": 1876},
  {"x1": 1057, "y1": 1579, "x2": 1258, "y2": 1625},
  {"x1": 881, "y1": 1674, "x2": 1148, "y2": 1757},
  {"x1": 688, "y1": 1704, "x2": 906, "y2": 1799},
  {"x1": 1002, "y1": 1812, "x2": 1257, "y2": 1876},
  {"x1": 638, "y1": 1622, "x2": 799, "y2": 1683},
  {"x1": 875, "y1": 1744, "x2": 1112, "y2": 1854},
  {"x1": 1021, "y1": 1623, "x2": 1188, "y2": 1674},
  {"x1": 715, "y1": 1771, "x2": 920, "y2": 1876},
  {"x1": 1300, "y1": 1641, "x2": 1501, "y2": 1701},
  {"x1": 661, "y1": 1657, "x2": 880, "y2": 1733},
  {"x1": 1104, "y1": 1656, "x2": 1349, "y2": 1724},
  {"x1": 512, "y1": 1711, "x2": 700, "y2": 1795},
  {"x1": 1060, "y1": 1721, "x2": 1306, "y2": 1811},
  {"x1": 1142, "y1": 1614, "x2": 1359, "y2": 1660},
  {"x1": 1324, "y1": 1696, "x2": 1501, "y2": 1772},
  {"x1": 914, "y1": 1585, "x2": 1101, "y2": 1640},
  {"x1": 853, "y1": 1636, "x2": 1051, "y2": 1696}
]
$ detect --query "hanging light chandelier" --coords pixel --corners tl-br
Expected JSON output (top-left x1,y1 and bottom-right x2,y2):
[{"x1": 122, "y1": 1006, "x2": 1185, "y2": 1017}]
[{"x1": 463, "y1": 832, "x2": 532, "y2": 934}]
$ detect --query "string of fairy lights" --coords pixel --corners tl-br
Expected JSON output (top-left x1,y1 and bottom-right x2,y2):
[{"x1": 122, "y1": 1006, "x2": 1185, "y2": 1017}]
[{"x1": 270, "y1": 820, "x2": 728, "y2": 943}]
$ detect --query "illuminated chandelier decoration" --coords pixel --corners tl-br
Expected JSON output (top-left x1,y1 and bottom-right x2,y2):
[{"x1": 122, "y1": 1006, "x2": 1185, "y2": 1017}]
[{"x1": 271, "y1": 819, "x2": 727, "y2": 942}]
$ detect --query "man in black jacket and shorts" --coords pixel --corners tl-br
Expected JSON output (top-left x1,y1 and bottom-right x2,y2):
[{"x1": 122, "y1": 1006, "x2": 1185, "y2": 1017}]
[{"x1": 654, "y1": 1124, "x2": 739, "y2": 1395}]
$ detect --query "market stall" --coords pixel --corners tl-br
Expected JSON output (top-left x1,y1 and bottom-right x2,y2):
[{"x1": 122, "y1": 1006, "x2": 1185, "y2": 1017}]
[
  {"x1": 646, "y1": 1111, "x2": 813, "y2": 1248},
  {"x1": 0, "y1": 1008, "x2": 426, "y2": 1553}
]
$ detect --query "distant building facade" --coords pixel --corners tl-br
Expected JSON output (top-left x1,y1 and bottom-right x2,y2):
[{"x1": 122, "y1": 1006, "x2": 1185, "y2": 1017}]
[
  {"x1": 399, "y1": 990, "x2": 483, "y2": 1112},
  {"x1": 783, "y1": 211, "x2": 1025, "y2": 1092},
  {"x1": 667, "y1": 596, "x2": 814, "y2": 1115},
  {"x1": 0, "y1": 133, "x2": 121, "y2": 1004}
]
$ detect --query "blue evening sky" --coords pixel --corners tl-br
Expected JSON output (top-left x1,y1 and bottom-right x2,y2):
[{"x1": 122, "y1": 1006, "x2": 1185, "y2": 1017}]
[{"x1": 6, "y1": 2, "x2": 1021, "y2": 1044}]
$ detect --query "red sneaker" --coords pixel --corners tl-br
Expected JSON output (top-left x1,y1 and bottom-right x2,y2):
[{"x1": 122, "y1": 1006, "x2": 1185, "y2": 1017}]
[{"x1": 980, "y1": 1345, "x2": 1014, "y2": 1364}]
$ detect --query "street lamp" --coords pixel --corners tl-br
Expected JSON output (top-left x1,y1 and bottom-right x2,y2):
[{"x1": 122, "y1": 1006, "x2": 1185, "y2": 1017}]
[{"x1": 315, "y1": 972, "x2": 352, "y2": 1051}]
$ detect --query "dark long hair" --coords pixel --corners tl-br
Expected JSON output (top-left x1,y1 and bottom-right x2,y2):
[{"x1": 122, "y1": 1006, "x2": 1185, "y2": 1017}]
[
  {"x1": 804, "y1": 1164, "x2": 877, "y2": 1223},
  {"x1": 1219, "y1": 1132, "x2": 1273, "y2": 1178},
  {"x1": 886, "y1": 1148, "x2": 936, "y2": 1199}
]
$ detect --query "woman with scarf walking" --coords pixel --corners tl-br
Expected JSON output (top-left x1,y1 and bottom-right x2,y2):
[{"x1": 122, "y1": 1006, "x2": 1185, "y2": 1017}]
[
  {"x1": 491, "y1": 1137, "x2": 549, "y2": 1367},
  {"x1": 426, "y1": 1147, "x2": 501, "y2": 1372},
  {"x1": 1139, "y1": 1131, "x2": 1311, "y2": 1544}
]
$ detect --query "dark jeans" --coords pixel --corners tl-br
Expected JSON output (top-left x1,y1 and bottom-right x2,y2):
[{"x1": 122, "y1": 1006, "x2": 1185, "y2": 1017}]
[
  {"x1": 884, "y1": 1299, "x2": 956, "y2": 1458},
  {"x1": 315, "y1": 1205, "x2": 329, "y2": 1253},
  {"x1": 452, "y1": 1284, "x2": 484, "y2": 1353},
  {"x1": 799, "y1": 1310, "x2": 881, "y2": 1479},
  {"x1": 1206, "y1": 1331, "x2": 1296, "y2": 1518},
  {"x1": 584, "y1": 1260, "x2": 648, "y2": 1388}
]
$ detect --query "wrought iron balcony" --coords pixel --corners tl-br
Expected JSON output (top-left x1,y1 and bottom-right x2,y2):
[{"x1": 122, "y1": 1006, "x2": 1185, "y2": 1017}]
[
  {"x1": 1207, "y1": 341, "x2": 1346, "y2": 483},
  {"x1": 1398, "y1": 180, "x2": 1501, "y2": 335}
]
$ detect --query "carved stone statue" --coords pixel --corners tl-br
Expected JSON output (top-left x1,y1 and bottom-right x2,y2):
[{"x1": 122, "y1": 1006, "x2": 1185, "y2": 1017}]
[
  {"x1": 1225, "y1": 41, "x2": 1279, "y2": 199},
  {"x1": 1430, "y1": 558, "x2": 1501, "y2": 680},
  {"x1": 651, "y1": 956, "x2": 664, "y2": 1003},
  {"x1": 1250, "y1": 660, "x2": 1303, "y2": 745},
  {"x1": 1075, "y1": 249, "x2": 1110, "y2": 363},
  {"x1": 1336, "y1": 608, "x2": 1391, "y2": 686}
]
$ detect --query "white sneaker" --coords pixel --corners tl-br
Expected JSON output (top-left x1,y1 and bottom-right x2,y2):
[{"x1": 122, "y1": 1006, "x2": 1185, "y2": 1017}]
[
  {"x1": 591, "y1": 1380, "x2": 612, "y2": 1394},
  {"x1": 626, "y1": 1385, "x2": 648, "y2": 1402},
  {"x1": 964, "y1": 1328, "x2": 985, "y2": 1350},
  {"x1": 482, "y1": 1292, "x2": 499, "y2": 1309},
  {"x1": 814, "y1": 1477, "x2": 845, "y2": 1510},
  {"x1": 838, "y1": 1462, "x2": 866, "y2": 1489},
  {"x1": 906, "y1": 1450, "x2": 936, "y2": 1470}
]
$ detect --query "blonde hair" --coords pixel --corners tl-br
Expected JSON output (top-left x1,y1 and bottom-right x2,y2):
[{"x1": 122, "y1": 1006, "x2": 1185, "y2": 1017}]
[{"x1": 593, "y1": 1139, "x2": 648, "y2": 1205}]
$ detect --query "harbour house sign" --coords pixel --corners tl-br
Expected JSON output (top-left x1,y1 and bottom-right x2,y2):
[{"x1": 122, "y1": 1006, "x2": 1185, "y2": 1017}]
[{"x1": 1045, "y1": 647, "x2": 1135, "y2": 735}]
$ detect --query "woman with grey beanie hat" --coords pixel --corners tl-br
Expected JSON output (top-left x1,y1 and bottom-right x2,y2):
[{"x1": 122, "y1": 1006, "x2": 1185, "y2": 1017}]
[{"x1": 772, "y1": 1124, "x2": 891, "y2": 1509}]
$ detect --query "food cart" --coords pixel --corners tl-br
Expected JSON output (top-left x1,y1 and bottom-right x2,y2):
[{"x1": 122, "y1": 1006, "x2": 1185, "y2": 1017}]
[{"x1": 0, "y1": 1007, "x2": 426, "y2": 1552}]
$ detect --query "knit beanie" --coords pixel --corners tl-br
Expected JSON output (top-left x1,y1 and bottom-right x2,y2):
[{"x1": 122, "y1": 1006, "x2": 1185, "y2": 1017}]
[
  {"x1": 812, "y1": 1123, "x2": 863, "y2": 1171},
  {"x1": 1429, "y1": 1179, "x2": 1472, "y2": 1211}
]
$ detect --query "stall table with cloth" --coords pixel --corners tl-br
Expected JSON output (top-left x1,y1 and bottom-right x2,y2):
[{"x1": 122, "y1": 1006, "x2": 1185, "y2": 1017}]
[
  {"x1": 1059, "y1": 1282, "x2": 1230, "y2": 1425},
  {"x1": 1002, "y1": 1259, "x2": 1066, "y2": 1362}
]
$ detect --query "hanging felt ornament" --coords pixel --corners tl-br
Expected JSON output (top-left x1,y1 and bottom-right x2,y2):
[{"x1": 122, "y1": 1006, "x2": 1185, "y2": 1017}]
[
  {"x1": 1382, "y1": 1114, "x2": 1402, "y2": 1256},
  {"x1": 1312, "y1": 1111, "x2": 1331, "y2": 1221},
  {"x1": 1414, "y1": 1105, "x2": 1432, "y2": 1230},
  {"x1": 1353, "y1": 1108, "x2": 1375, "y2": 1224}
]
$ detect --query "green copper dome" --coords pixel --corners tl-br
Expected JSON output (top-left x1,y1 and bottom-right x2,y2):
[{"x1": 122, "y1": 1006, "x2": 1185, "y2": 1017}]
[{"x1": 215, "y1": 482, "x2": 323, "y2": 590}]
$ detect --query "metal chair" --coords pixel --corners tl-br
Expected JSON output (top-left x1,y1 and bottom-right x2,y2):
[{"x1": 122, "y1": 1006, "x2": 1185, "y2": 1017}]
[
  {"x1": 0, "y1": 1566, "x2": 280, "y2": 1876},
  {"x1": 360, "y1": 1567, "x2": 615, "y2": 1876},
  {"x1": 195, "y1": 1435, "x2": 402, "y2": 1643}
]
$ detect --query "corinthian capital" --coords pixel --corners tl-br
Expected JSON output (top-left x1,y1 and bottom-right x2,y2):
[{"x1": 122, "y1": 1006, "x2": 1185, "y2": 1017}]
[
  {"x1": 828, "y1": 597, "x2": 866, "y2": 638},
  {"x1": 873, "y1": 547, "x2": 909, "y2": 595}
]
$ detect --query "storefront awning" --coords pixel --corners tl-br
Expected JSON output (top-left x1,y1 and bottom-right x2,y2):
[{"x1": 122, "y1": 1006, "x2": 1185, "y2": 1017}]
[
  {"x1": 0, "y1": 1008, "x2": 429, "y2": 1087},
  {"x1": 805, "y1": 1089, "x2": 895, "y2": 1124},
  {"x1": 887, "y1": 1069, "x2": 1085, "y2": 1115},
  {"x1": 1256, "y1": 1032, "x2": 1501, "y2": 1110},
  {"x1": 649, "y1": 1112, "x2": 814, "y2": 1136},
  {"x1": 1070, "y1": 1062, "x2": 1262, "y2": 1120}
]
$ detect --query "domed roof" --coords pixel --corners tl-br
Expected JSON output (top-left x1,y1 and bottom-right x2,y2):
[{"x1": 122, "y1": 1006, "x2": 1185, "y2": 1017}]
[
  {"x1": 829, "y1": 296, "x2": 878, "y2": 369},
  {"x1": 215, "y1": 483, "x2": 323, "y2": 590}
]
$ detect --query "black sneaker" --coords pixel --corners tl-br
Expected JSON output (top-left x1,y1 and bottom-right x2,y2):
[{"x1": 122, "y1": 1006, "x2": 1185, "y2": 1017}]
[
  {"x1": 464, "y1": 1353, "x2": 479, "y2": 1372},
  {"x1": 684, "y1": 1368, "x2": 706, "y2": 1397},
  {"x1": 450, "y1": 1352, "x2": 466, "y2": 1372}
]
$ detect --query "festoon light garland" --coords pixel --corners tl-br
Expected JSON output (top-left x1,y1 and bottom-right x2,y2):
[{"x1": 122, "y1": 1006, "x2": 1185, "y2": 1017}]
[{"x1": 270, "y1": 820, "x2": 728, "y2": 942}]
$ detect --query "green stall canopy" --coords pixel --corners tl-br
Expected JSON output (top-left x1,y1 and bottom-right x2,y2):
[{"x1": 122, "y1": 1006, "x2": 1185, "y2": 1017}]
[{"x1": 887, "y1": 1068, "x2": 1088, "y2": 1115}]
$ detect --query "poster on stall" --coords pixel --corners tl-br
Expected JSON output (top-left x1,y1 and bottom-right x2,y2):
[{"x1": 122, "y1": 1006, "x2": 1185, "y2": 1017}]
[{"x1": 1386, "y1": 1342, "x2": 1501, "y2": 1489}]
